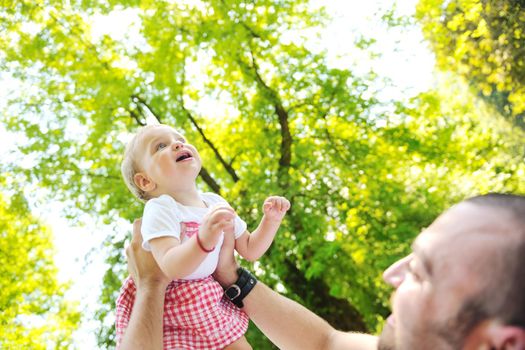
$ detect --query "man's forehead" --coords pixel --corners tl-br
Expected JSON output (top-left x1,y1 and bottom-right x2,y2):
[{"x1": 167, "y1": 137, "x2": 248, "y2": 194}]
[
  {"x1": 423, "y1": 202, "x2": 513, "y2": 241},
  {"x1": 414, "y1": 205, "x2": 480, "y2": 255},
  {"x1": 412, "y1": 202, "x2": 512, "y2": 276}
]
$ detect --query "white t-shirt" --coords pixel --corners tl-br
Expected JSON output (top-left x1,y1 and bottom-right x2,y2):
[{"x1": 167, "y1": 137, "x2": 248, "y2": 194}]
[{"x1": 141, "y1": 192, "x2": 247, "y2": 280}]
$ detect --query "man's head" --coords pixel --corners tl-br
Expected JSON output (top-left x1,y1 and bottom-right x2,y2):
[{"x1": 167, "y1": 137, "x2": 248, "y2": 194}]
[
  {"x1": 121, "y1": 124, "x2": 202, "y2": 201},
  {"x1": 379, "y1": 193, "x2": 525, "y2": 350}
]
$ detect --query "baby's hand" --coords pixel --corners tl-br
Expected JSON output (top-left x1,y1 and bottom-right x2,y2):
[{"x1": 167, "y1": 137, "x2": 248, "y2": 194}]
[
  {"x1": 263, "y1": 196, "x2": 290, "y2": 222},
  {"x1": 200, "y1": 204, "x2": 236, "y2": 246}
]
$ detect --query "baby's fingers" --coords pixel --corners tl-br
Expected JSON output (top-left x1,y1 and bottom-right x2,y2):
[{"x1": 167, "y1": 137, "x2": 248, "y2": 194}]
[
  {"x1": 207, "y1": 204, "x2": 235, "y2": 221},
  {"x1": 209, "y1": 203, "x2": 235, "y2": 214},
  {"x1": 273, "y1": 196, "x2": 290, "y2": 211},
  {"x1": 281, "y1": 198, "x2": 291, "y2": 211},
  {"x1": 209, "y1": 218, "x2": 234, "y2": 232},
  {"x1": 275, "y1": 198, "x2": 284, "y2": 211},
  {"x1": 263, "y1": 201, "x2": 273, "y2": 211}
]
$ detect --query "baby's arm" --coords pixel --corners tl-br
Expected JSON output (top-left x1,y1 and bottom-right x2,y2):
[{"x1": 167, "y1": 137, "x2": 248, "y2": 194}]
[
  {"x1": 235, "y1": 196, "x2": 290, "y2": 261},
  {"x1": 149, "y1": 205, "x2": 235, "y2": 280}
]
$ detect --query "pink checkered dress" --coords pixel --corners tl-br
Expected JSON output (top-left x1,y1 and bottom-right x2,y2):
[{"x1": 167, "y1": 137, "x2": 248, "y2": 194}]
[{"x1": 115, "y1": 222, "x2": 249, "y2": 349}]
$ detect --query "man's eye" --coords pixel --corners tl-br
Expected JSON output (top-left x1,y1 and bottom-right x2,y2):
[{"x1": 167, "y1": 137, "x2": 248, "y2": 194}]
[
  {"x1": 407, "y1": 264, "x2": 421, "y2": 282},
  {"x1": 156, "y1": 142, "x2": 167, "y2": 151}
]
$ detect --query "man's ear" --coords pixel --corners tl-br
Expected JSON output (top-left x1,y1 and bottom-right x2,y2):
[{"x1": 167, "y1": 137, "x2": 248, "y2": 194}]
[
  {"x1": 134, "y1": 172, "x2": 156, "y2": 193},
  {"x1": 488, "y1": 322, "x2": 525, "y2": 350}
]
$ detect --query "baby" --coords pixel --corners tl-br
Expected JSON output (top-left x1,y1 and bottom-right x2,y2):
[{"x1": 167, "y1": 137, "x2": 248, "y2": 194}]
[{"x1": 115, "y1": 124, "x2": 290, "y2": 349}]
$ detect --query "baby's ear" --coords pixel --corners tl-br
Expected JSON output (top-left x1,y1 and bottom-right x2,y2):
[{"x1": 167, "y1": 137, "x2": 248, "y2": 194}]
[{"x1": 134, "y1": 172, "x2": 156, "y2": 192}]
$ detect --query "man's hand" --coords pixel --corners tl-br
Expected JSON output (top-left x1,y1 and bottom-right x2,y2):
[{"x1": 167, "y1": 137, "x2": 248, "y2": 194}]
[
  {"x1": 126, "y1": 219, "x2": 170, "y2": 288},
  {"x1": 263, "y1": 196, "x2": 291, "y2": 222},
  {"x1": 120, "y1": 219, "x2": 168, "y2": 350},
  {"x1": 213, "y1": 229, "x2": 239, "y2": 288},
  {"x1": 199, "y1": 204, "x2": 236, "y2": 249}
]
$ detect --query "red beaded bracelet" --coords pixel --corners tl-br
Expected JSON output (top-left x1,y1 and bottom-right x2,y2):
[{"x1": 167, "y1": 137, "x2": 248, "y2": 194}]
[{"x1": 196, "y1": 231, "x2": 215, "y2": 253}]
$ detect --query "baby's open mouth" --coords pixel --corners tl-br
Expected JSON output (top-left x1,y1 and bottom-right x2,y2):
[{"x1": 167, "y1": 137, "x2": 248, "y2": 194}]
[{"x1": 176, "y1": 152, "x2": 192, "y2": 162}]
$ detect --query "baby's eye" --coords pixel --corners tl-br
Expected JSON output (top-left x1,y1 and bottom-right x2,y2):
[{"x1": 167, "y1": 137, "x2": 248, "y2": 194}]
[{"x1": 155, "y1": 142, "x2": 168, "y2": 151}]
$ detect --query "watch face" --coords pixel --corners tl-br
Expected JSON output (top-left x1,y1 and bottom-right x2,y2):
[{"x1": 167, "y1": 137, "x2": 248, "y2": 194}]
[{"x1": 225, "y1": 284, "x2": 241, "y2": 300}]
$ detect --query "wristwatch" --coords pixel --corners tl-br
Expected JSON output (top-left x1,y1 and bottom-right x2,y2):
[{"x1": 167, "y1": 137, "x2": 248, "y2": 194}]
[{"x1": 224, "y1": 267, "x2": 257, "y2": 308}]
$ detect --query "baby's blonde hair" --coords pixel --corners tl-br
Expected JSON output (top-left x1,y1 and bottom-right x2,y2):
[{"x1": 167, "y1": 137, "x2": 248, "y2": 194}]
[{"x1": 121, "y1": 125, "x2": 161, "y2": 202}]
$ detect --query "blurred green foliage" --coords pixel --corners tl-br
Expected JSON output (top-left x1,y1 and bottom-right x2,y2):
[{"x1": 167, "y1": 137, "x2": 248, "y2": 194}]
[
  {"x1": 416, "y1": 0, "x2": 525, "y2": 128},
  {"x1": 0, "y1": 191, "x2": 80, "y2": 348}
]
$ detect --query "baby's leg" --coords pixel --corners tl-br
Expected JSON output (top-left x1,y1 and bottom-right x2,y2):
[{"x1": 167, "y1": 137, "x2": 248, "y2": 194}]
[{"x1": 224, "y1": 336, "x2": 252, "y2": 350}]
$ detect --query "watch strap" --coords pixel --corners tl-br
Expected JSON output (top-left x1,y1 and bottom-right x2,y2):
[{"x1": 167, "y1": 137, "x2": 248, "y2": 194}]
[{"x1": 224, "y1": 267, "x2": 257, "y2": 308}]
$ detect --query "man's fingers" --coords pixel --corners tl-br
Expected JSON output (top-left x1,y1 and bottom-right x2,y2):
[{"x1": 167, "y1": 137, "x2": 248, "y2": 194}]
[
  {"x1": 132, "y1": 218, "x2": 142, "y2": 239},
  {"x1": 213, "y1": 229, "x2": 239, "y2": 288},
  {"x1": 221, "y1": 228, "x2": 235, "y2": 250},
  {"x1": 133, "y1": 218, "x2": 142, "y2": 230},
  {"x1": 130, "y1": 218, "x2": 145, "y2": 252}
]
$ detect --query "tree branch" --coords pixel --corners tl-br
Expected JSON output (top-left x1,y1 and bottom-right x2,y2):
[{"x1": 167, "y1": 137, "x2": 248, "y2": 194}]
[
  {"x1": 318, "y1": 80, "x2": 353, "y2": 164},
  {"x1": 237, "y1": 47, "x2": 292, "y2": 187},
  {"x1": 282, "y1": 258, "x2": 368, "y2": 332},
  {"x1": 249, "y1": 49, "x2": 291, "y2": 166},
  {"x1": 128, "y1": 108, "x2": 146, "y2": 126},
  {"x1": 180, "y1": 104, "x2": 240, "y2": 182},
  {"x1": 177, "y1": 63, "x2": 240, "y2": 183},
  {"x1": 131, "y1": 95, "x2": 163, "y2": 124},
  {"x1": 219, "y1": 0, "x2": 262, "y2": 39},
  {"x1": 199, "y1": 166, "x2": 221, "y2": 194},
  {"x1": 38, "y1": 3, "x2": 113, "y2": 72},
  {"x1": 241, "y1": 22, "x2": 262, "y2": 39}
]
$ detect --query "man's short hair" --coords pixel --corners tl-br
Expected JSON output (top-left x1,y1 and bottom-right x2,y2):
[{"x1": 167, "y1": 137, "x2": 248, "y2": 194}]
[
  {"x1": 449, "y1": 193, "x2": 525, "y2": 345},
  {"x1": 465, "y1": 193, "x2": 525, "y2": 327}
]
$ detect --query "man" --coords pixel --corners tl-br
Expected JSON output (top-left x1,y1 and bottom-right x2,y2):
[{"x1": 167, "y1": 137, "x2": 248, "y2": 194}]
[{"x1": 119, "y1": 193, "x2": 525, "y2": 349}]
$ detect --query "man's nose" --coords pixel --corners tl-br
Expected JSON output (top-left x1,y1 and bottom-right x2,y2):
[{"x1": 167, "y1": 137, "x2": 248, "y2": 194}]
[{"x1": 383, "y1": 254, "x2": 412, "y2": 288}]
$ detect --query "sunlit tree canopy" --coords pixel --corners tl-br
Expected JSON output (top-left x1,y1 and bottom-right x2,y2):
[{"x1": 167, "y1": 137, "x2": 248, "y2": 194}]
[
  {"x1": 416, "y1": 0, "x2": 525, "y2": 128},
  {"x1": 0, "y1": 191, "x2": 80, "y2": 349}
]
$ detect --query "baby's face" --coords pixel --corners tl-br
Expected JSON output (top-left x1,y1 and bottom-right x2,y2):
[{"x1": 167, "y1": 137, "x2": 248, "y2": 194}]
[{"x1": 135, "y1": 125, "x2": 202, "y2": 195}]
